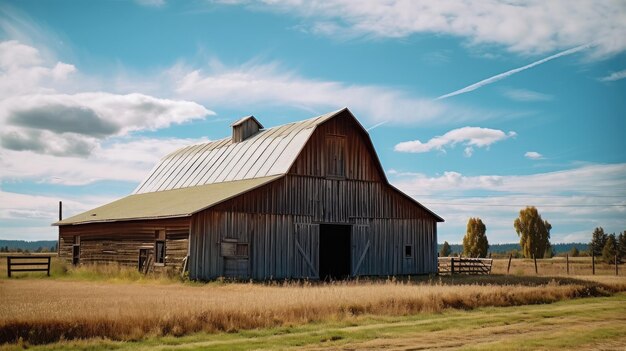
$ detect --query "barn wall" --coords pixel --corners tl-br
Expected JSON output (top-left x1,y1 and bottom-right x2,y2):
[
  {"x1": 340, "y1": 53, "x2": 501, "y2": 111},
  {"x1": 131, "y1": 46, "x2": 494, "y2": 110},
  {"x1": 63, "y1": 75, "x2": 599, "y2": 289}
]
[
  {"x1": 189, "y1": 210, "x2": 437, "y2": 280},
  {"x1": 190, "y1": 113, "x2": 439, "y2": 280},
  {"x1": 59, "y1": 217, "x2": 190, "y2": 270}
]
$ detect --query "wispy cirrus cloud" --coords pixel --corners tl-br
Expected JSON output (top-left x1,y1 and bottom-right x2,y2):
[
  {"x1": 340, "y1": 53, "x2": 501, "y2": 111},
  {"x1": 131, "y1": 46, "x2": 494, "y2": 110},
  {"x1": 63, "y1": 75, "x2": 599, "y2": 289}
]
[
  {"x1": 0, "y1": 137, "x2": 209, "y2": 185},
  {"x1": 524, "y1": 151, "x2": 544, "y2": 160},
  {"x1": 599, "y1": 69, "x2": 626, "y2": 82},
  {"x1": 503, "y1": 88, "x2": 553, "y2": 102},
  {"x1": 167, "y1": 60, "x2": 480, "y2": 125},
  {"x1": 394, "y1": 126, "x2": 516, "y2": 157},
  {"x1": 135, "y1": 0, "x2": 166, "y2": 7},
  {"x1": 0, "y1": 189, "x2": 120, "y2": 240},
  {"x1": 219, "y1": 1, "x2": 626, "y2": 58}
]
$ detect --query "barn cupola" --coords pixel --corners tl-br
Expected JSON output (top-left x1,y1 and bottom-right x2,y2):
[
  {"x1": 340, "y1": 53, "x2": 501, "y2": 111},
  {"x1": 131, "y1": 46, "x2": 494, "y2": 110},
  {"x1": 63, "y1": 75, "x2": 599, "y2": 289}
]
[{"x1": 231, "y1": 115, "x2": 264, "y2": 143}]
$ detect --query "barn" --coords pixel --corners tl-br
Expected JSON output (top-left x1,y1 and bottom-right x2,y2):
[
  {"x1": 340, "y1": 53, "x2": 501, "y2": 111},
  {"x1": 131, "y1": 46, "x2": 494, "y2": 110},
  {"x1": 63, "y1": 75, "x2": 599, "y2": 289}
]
[{"x1": 55, "y1": 108, "x2": 443, "y2": 280}]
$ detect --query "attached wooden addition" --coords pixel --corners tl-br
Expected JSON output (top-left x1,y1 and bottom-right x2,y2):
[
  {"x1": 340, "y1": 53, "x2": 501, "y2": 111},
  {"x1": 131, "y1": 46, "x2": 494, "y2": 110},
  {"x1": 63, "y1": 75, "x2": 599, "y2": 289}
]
[{"x1": 55, "y1": 108, "x2": 443, "y2": 279}]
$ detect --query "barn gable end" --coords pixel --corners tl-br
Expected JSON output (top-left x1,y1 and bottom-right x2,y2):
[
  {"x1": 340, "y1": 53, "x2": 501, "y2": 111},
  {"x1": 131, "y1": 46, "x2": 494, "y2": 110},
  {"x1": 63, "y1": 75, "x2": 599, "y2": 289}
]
[{"x1": 189, "y1": 109, "x2": 441, "y2": 280}]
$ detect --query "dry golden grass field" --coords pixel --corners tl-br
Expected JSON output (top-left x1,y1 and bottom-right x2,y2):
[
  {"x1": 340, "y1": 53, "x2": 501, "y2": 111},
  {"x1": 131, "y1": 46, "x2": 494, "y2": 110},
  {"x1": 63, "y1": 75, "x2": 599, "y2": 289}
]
[
  {"x1": 490, "y1": 256, "x2": 624, "y2": 276},
  {"x1": 1, "y1": 254, "x2": 626, "y2": 349}
]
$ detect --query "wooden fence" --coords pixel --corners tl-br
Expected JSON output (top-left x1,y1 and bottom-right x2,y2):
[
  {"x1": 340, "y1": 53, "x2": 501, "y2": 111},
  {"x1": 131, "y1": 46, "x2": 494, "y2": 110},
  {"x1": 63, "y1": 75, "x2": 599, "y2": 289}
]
[
  {"x1": 6, "y1": 255, "x2": 52, "y2": 277},
  {"x1": 438, "y1": 257, "x2": 493, "y2": 275}
]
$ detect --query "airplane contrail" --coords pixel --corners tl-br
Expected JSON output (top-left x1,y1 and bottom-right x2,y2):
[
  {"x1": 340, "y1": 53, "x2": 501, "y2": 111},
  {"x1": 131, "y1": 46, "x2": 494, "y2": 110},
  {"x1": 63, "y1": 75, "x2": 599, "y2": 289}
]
[
  {"x1": 437, "y1": 44, "x2": 590, "y2": 100},
  {"x1": 366, "y1": 120, "x2": 388, "y2": 131}
]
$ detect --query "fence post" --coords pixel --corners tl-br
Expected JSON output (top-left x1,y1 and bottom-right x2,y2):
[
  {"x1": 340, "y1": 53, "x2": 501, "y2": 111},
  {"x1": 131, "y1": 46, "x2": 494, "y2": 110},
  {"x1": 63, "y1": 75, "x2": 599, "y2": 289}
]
[
  {"x1": 533, "y1": 254, "x2": 538, "y2": 274},
  {"x1": 616, "y1": 254, "x2": 619, "y2": 276},
  {"x1": 451, "y1": 257, "x2": 455, "y2": 275},
  {"x1": 507, "y1": 254, "x2": 512, "y2": 274},
  {"x1": 47, "y1": 256, "x2": 51, "y2": 277},
  {"x1": 566, "y1": 253, "x2": 569, "y2": 275},
  {"x1": 7, "y1": 257, "x2": 10, "y2": 278},
  {"x1": 592, "y1": 253, "x2": 595, "y2": 275}
]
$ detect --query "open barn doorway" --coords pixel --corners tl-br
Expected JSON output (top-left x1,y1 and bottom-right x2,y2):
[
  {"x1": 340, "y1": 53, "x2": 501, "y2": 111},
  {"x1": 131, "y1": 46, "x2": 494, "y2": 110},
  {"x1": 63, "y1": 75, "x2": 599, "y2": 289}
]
[{"x1": 319, "y1": 224, "x2": 351, "y2": 280}]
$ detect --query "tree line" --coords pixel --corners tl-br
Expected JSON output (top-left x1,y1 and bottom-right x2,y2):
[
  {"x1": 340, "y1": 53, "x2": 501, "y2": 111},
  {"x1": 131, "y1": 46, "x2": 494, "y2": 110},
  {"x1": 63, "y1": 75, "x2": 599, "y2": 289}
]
[
  {"x1": 589, "y1": 227, "x2": 626, "y2": 264},
  {"x1": 439, "y1": 206, "x2": 625, "y2": 263},
  {"x1": 0, "y1": 245, "x2": 56, "y2": 253}
]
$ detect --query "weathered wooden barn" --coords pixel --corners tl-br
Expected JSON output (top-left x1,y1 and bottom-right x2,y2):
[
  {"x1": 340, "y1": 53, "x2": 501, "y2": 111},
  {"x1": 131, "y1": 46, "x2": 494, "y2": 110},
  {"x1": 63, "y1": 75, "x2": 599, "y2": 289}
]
[{"x1": 55, "y1": 108, "x2": 443, "y2": 280}]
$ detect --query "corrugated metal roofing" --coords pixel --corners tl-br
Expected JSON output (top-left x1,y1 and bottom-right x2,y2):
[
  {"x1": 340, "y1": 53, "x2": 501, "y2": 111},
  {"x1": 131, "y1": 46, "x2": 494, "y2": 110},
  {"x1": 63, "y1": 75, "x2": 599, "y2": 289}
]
[
  {"x1": 55, "y1": 175, "x2": 281, "y2": 225},
  {"x1": 133, "y1": 108, "x2": 343, "y2": 194}
]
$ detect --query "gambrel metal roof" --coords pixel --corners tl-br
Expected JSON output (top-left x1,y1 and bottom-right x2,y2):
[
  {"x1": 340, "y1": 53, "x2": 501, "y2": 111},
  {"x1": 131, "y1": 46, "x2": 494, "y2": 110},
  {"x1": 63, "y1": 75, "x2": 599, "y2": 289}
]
[
  {"x1": 133, "y1": 108, "x2": 343, "y2": 194},
  {"x1": 55, "y1": 107, "x2": 443, "y2": 225}
]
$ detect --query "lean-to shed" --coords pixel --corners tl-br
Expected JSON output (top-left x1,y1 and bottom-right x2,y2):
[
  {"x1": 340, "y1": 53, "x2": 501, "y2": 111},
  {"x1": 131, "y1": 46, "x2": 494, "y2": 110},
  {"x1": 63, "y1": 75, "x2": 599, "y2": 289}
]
[{"x1": 55, "y1": 108, "x2": 443, "y2": 279}]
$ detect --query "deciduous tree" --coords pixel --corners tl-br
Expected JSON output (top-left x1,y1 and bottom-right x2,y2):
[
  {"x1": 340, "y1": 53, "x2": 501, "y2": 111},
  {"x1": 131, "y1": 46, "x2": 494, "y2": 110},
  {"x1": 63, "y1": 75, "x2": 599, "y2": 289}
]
[
  {"x1": 513, "y1": 206, "x2": 551, "y2": 259},
  {"x1": 543, "y1": 243, "x2": 554, "y2": 258},
  {"x1": 462, "y1": 217, "x2": 489, "y2": 258}
]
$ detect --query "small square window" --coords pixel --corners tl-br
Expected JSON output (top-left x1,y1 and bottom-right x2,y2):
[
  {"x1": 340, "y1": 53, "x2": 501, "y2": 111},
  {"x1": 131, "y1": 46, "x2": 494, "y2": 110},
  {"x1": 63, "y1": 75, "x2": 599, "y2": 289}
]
[
  {"x1": 155, "y1": 240, "x2": 165, "y2": 264},
  {"x1": 236, "y1": 243, "x2": 249, "y2": 257},
  {"x1": 404, "y1": 245, "x2": 413, "y2": 258}
]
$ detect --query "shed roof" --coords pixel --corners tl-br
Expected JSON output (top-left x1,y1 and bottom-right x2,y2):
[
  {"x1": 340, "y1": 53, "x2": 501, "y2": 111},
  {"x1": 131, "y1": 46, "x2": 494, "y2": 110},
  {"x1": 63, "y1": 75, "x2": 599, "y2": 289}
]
[{"x1": 55, "y1": 175, "x2": 280, "y2": 225}]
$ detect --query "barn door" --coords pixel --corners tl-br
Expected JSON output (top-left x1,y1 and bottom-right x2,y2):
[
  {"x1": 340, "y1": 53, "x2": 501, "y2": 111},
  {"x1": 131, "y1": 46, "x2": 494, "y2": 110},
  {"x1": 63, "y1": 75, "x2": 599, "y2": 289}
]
[
  {"x1": 221, "y1": 238, "x2": 249, "y2": 279},
  {"x1": 351, "y1": 224, "x2": 371, "y2": 276},
  {"x1": 293, "y1": 223, "x2": 319, "y2": 279}
]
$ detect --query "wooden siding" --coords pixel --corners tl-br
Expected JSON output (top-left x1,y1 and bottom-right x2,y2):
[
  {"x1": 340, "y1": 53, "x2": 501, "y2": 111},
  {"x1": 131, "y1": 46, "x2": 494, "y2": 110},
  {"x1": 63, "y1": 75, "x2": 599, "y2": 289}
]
[
  {"x1": 59, "y1": 218, "x2": 190, "y2": 270},
  {"x1": 189, "y1": 211, "x2": 436, "y2": 280},
  {"x1": 190, "y1": 114, "x2": 438, "y2": 280},
  {"x1": 232, "y1": 117, "x2": 262, "y2": 143},
  {"x1": 211, "y1": 175, "x2": 434, "y2": 221},
  {"x1": 289, "y1": 113, "x2": 384, "y2": 182}
]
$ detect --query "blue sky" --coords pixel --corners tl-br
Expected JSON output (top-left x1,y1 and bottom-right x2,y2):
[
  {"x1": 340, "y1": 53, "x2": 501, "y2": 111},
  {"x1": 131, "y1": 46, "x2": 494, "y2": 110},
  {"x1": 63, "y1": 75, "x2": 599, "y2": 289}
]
[{"x1": 1, "y1": 0, "x2": 625, "y2": 244}]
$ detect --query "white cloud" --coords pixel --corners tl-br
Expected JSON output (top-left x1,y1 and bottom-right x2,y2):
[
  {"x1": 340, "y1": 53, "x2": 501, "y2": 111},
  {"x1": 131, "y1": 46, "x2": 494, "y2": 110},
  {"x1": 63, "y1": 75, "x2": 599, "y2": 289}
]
[
  {"x1": 0, "y1": 40, "x2": 213, "y2": 157},
  {"x1": 394, "y1": 126, "x2": 516, "y2": 155},
  {"x1": 394, "y1": 163, "x2": 626, "y2": 195},
  {"x1": 0, "y1": 190, "x2": 118, "y2": 240},
  {"x1": 599, "y1": 69, "x2": 626, "y2": 82},
  {"x1": 525, "y1": 151, "x2": 544, "y2": 160},
  {"x1": 391, "y1": 163, "x2": 626, "y2": 243},
  {"x1": 0, "y1": 137, "x2": 208, "y2": 185},
  {"x1": 224, "y1": 0, "x2": 626, "y2": 58},
  {"x1": 135, "y1": 0, "x2": 166, "y2": 7},
  {"x1": 503, "y1": 88, "x2": 553, "y2": 102},
  {"x1": 168, "y1": 61, "x2": 460, "y2": 125},
  {"x1": 0, "y1": 40, "x2": 76, "y2": 97}
]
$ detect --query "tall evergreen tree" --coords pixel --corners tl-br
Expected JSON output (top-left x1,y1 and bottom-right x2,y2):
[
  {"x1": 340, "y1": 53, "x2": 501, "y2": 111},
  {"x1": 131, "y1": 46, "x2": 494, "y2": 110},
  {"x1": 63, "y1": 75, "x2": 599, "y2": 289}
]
[
  {"x1": 462, "y1": 217, "x2": 489, "y2": 258},
  {"x1": 602, "y1": 234, "x2": 617, "y2": 264},
  {"x1": 589, "y1": 227, "x2": 608, "y2": 257},
  {"x1": 513, "y1": 206, "x2": 551, "y2": 259},
  {"x1": 440, "y1": 241, "x2": 452, "y2": 257},
  {"x1": 616, "y1": 231, "x2": 626, "y2": 263}
]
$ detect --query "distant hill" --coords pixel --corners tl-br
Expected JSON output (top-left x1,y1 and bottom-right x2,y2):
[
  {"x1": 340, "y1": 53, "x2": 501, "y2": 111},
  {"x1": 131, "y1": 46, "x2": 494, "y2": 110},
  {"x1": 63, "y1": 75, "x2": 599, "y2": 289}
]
[
  {"x1": 0, "y1": 240, "x2": 57, "y2": 252},
  {"x1": 437, "y1": 242, "x2": 588, "y2": 255}
]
